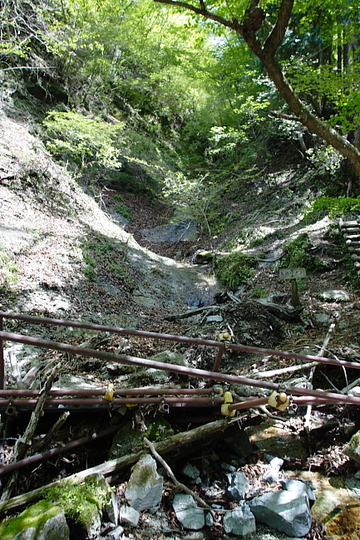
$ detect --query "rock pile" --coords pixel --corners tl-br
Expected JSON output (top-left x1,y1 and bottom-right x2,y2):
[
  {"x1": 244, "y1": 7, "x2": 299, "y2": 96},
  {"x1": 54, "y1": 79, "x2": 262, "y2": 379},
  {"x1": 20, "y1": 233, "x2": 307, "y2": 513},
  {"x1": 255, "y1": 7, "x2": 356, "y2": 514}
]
[{"x1": 118, "y1": 454, "x2": 315, "y2": 539}]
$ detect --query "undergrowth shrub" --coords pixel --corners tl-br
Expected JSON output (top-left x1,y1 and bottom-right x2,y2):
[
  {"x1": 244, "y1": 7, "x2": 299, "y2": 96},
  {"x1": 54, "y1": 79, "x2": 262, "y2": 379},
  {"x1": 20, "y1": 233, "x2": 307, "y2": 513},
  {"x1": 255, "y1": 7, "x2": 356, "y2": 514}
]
[
  {"x1": 214, "y1": 251, "x2": 257, "y2": 290},
  {"x1": 305, "y1": 196, "x2": 360, "y2": 223},
  {"x1": 279, "y1": 233, "x2": 328, "y2": 272}
]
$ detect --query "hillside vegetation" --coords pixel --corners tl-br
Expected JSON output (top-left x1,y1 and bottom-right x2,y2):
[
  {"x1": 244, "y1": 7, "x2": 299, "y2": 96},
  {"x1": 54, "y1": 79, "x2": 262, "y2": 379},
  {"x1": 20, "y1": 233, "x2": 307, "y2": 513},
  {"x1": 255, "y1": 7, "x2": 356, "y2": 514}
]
[{"x1": 1, "y1": 0, "x2": 360, "y2": 321}]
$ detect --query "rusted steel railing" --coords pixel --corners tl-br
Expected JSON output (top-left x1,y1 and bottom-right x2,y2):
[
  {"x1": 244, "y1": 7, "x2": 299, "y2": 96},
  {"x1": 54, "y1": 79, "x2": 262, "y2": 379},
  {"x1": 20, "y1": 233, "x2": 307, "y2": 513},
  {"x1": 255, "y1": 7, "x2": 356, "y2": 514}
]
[
  {"x1": 1, "y1": 311, "x2": 360, "y2": 411},
  {"x1": 1, "y1": 311, "x2": 359, "y2": 481},
  {"x1": 1, "y1": 328, "x2": 360, "y2": 409},
  {"x1": 1, "y1": 311, "x2": 360, "y2": 378}
]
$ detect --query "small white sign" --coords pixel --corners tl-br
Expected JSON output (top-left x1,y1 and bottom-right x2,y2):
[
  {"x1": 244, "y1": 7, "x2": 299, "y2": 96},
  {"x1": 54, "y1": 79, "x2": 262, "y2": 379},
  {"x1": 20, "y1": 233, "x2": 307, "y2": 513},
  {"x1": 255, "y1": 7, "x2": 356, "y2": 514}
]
[{"x1": 279, "y1": 268, "x2": 306, "y2": 280}]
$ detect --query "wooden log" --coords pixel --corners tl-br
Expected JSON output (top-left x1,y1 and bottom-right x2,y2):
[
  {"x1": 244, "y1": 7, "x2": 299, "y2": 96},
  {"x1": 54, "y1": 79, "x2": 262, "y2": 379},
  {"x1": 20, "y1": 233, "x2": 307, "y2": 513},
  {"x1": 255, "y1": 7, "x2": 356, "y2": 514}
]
[{"x1": 0, "y1": 417, "x2": 237, "y2": 516}]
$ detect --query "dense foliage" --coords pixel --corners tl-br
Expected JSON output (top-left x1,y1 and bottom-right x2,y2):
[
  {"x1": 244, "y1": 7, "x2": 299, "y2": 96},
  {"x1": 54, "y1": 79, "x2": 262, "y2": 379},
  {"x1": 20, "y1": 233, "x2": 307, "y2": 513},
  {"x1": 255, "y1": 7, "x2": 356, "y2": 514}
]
[{"x1": 1, "y1": 0, "x2": 359, "y2": 242}]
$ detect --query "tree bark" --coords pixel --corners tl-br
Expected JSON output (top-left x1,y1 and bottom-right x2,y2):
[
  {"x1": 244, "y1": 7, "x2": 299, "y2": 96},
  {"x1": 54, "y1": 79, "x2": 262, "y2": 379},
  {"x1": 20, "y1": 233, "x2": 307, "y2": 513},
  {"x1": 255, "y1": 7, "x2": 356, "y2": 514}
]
[{"x1": 153, "y1": 0, "x2": 360, "y2": 179}]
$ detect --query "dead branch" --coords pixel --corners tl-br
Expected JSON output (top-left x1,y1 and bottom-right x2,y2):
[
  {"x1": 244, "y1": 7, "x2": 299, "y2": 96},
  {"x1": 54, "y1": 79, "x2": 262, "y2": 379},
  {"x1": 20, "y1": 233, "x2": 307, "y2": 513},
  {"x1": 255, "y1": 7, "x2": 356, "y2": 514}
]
[
  {"x1": 253, "y1": 360, "x2": 318, "y2": 379},
  {"x1": 165, "y1": 305, "x2": 220, "y2": 321},
  {"x1": 0, "y1": 417, "x2": 238, "y2": 515},
  {"x1": 254, "y1": 320, "x2": 338, "y2": 381},
  {"x1": 0, "y1": 362, "x2": 60, "y2": 501},
  {"x1": 29, "y1": 411, "x2": 70, "y2": 455},
  {"x1": 304, "y1": 320, "x2": 337, "y2": 430},
  {"x1": 259, "y1": 301, "x2": 304, "y2": 321},
  {"x1": 144, "y1": 437, "x2": 213, "y2": 512}
]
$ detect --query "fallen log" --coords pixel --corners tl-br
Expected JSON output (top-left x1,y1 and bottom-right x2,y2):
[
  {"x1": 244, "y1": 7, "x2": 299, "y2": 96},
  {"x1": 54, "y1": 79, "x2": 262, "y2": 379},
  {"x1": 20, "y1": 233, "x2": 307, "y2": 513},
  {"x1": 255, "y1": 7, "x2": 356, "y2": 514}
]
[{"x1": 0, "y1": 416, "x2": 238, "y2": 516}]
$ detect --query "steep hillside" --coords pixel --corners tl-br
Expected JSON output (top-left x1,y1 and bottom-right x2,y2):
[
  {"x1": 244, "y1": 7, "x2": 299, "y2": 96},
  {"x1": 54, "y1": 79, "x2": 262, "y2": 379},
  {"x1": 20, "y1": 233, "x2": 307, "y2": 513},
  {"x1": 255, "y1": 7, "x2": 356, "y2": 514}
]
[{"x1": 0, "y1": 114, "x2": 218, "y2": 329}]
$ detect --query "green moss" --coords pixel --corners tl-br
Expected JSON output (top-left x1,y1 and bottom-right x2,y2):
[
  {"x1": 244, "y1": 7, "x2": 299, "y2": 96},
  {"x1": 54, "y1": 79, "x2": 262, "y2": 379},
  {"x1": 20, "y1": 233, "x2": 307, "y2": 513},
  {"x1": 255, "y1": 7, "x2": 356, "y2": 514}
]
[
  {"x1": 0, "y1": 500, "x2": 64, "y2": 539},
  {"x1": 44, "y1": 474, "x2": 111, "y2": 530},
  {"x1": 214, "y1": 251, "x2": 257, "y2": 290},
  {"x1": 248, "y1": 287, "x2": 268, "y2": 298},
  {"x1": 143, "y1": 417, "x2": 175, "y2": 442},
  {"x1": 114, "y1": 195, "x2": 132, "y2": 220},
  {"x1": 279, "y1": 233, "x2": 328, "y2": 272}
]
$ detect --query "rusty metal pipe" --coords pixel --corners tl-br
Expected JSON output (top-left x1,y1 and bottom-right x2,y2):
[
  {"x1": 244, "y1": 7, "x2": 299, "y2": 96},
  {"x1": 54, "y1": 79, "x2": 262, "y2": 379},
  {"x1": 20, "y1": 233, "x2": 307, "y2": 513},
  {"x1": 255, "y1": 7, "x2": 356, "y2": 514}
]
[
  {"x1": 213, "y1": 342, "x2": 225, "y2": 371},
  {"x1": 1, "y1": 331, "x2": 360, "y2": 407},
  {"x1": 0, "y1": 397, "x2": 223, "y2": 407},
  {"x1": 228, "y1": 394, "x2": 352, "y2": 412},
  {"x1": 0, "y1": 388, "x2": 218, "y2": 397},
  {"x1": 0, "y1": 423, "x2": 121, "y2": 477},
  {"x1": 2, "y1": 311, "x2": 360, "y2": 371},
  {"x1": 0, "y1": 311, "x2": 224, "y2": 349}
]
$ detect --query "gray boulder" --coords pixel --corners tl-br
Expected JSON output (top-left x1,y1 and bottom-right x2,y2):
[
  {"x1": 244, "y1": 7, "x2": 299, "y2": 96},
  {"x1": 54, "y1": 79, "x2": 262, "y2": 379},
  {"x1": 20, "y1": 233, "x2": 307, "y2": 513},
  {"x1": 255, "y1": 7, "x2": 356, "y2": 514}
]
[
  {"x1": 262, "y1": 455, "x2": 284, "y2": 483},
  {"x1": 226, "y1": 471, "x2": 249, "y2": 500},
  {"x1": 248, "y1": 483, "x2": 312, "y2": 537},
  {"x1": 280, "y1": 478, "x2": 315, "y2": 505},
  {"x1": 119, "y1": 505, "x2": 140, "y2": 527},
  {"x1": 344, "y1": 429, "x2": 360, "y2": 462},
  {"x1": 0, "y1": 501, "x2": 69, "y2": 540},
  {"x1": 125, "y1": 454, "x2": 163, "y2": 511},
  {"x1": 223, "y1": 504, "x2": 256, "y2": 536},
  {"x1": 172, "y1": 494, "x2": 205, "y2": 530},
  {"x1": 182, "y1": 462, "x2": 201, "y2": 483}
]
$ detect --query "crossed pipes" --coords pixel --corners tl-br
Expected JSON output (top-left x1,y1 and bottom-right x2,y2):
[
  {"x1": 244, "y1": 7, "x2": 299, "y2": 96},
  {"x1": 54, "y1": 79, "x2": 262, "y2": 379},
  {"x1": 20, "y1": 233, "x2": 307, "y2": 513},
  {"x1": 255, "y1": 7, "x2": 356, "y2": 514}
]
[
  {"x1": 1, "y1": 310, "x2": 360, "y2": 410},
  {"x1": 0, "y1": 310, "x2": 360, "y2": 476}
]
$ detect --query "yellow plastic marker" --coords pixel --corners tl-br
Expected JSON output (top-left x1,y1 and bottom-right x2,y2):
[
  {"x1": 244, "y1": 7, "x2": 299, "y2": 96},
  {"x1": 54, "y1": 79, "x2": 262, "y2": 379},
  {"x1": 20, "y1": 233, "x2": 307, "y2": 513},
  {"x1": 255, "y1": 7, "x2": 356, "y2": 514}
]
[
  {"x1": 104, "y1": 382, "x2": 115, "y2": 402},
  {"x1": 217, "y1": 332, "x2": 232, "y2": 342},
  {"x1": 268, "y1": 391, "x2": 290, "y2": 411},
  {"x1": 221, "y1": 390, "x2": 236, "y2": 417}
]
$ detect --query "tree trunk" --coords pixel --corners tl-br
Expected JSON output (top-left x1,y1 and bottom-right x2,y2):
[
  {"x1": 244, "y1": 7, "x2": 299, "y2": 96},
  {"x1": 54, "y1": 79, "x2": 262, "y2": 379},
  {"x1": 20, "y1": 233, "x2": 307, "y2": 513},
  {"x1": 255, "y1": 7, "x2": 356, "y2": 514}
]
[
  {"x1": 153, "y1": 0, "x2": 360, "y2": 181},
  {"x1": 253, "y1": 53, "x2": 360, "y2": 179}
]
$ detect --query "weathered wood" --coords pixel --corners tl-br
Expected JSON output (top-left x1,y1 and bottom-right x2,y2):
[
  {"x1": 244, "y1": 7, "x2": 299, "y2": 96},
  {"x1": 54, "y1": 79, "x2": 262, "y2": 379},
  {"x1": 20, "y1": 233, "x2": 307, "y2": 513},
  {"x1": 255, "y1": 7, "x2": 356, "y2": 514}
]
[
  {"x1": 258, "y1": 301, "x2": 303, "y2": 321},
  {"x1": 0, "y1": 363, "x2": 60, "y2": 502},
  {"x1": 30, "y1": 411, "x2": 70, "y2": 454},
  {"x1": 0, "y1": 417, "x2": 237, "y2": 516}
]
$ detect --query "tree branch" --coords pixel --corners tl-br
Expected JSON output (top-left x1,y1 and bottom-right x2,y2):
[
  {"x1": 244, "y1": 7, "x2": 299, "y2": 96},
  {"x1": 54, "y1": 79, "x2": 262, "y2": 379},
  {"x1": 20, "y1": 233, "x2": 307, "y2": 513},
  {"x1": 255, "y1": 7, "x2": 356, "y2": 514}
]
[
  {"x1": 153, "y1": 0, "x2": 244, "y2": 34},
  {"x1": 269, "y1": 111, "x2": 301, "y2": 123},
  {"x1": 144, "y1": 437, "x2": 213, "y2": 512},
  {"x1": 263, "y1": 0, "x2": 294, "y2": 58}
]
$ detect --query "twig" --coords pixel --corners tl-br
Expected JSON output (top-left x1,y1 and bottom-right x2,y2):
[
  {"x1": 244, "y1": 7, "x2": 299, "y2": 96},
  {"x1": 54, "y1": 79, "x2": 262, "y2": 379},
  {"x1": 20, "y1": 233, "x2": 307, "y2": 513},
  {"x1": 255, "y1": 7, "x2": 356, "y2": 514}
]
[
  {"x1": 253, "y1": 360, "x2": 318, "y2": 379},
  {"x1": 143, "y1": 437, "x2": 213, "y2": 513},
  {"x1": 29, "y1": 411, "x2": 70, "y2": 455}
]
